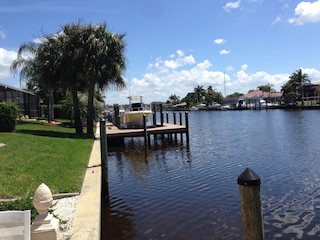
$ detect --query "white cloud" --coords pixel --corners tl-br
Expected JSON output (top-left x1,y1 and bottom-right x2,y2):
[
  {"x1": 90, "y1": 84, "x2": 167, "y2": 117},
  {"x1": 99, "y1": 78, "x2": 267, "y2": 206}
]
[
  {"x1": 241, "y1": 64, "x2": 248, "y2": 71},
  {"x1": 272, "y1": 16, "x2": 281, "y2": 25},
  {"x1": 213, "y1": 38, "x2": 226, "y2": 45},
  {"x1": 103, "y1": 52, "x2": 320, "y2": 104},
  {"x1": 223, "y1": 0, "x2": 241, "y2": 12},
  {"x1": 288, "y1": 0, "x2": 320, "y2": 25},
  {"x1": 0, "y1": 48, "x2": 17, "y2": 79},
  {"x1": 220, "y1": 49, "x2": 230, "y2": 55},
  {"x1": 0, "y1": 29, "x2": 6, "y2": 39},
  {"x1": 226, "y1": 65, "x2": 234, "y2": 72}
]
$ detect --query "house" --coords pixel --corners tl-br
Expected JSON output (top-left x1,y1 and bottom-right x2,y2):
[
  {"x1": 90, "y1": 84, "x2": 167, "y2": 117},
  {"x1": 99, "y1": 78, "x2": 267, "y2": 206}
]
[
  {"x1": 0, "y1": 83, "x2": 40, "y2": 118},
  {"x1": 243, "y1": 90, "x2": 282, "y2": 106}
]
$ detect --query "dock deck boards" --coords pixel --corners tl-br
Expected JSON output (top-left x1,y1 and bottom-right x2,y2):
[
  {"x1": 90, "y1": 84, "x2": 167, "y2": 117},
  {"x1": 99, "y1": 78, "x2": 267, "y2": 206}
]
[{"x1": 106, "y1": 123, "x2": 187, "y2": 139}]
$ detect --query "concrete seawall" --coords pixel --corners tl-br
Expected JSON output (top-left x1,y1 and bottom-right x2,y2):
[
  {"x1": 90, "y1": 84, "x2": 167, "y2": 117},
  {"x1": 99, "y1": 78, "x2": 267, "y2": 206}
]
[{"x1": 71, "y1": 126, "x2": 101, "y2": 239}]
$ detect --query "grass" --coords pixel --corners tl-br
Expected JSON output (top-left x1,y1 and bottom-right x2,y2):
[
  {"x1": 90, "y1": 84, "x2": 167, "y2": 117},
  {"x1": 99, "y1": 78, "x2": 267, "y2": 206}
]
[{"x1": 0, "y1": 120, "x2": 94, "y2": 199}]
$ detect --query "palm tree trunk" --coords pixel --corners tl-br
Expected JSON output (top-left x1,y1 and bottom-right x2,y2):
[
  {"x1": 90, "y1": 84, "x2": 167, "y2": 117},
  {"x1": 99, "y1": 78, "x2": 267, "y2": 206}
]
[
  {"x1": 87, "y1": 77, "x2": 96, "y2": 136},
  {"x1": 47, "y1": 89, "x2": 53, "y2": 123},
  {"x1": 72, "y1": 86, "x2": 83, "y2": 134}
]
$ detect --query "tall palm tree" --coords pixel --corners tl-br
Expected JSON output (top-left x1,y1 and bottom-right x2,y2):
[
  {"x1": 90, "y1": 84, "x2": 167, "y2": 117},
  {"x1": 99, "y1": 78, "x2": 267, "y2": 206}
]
[
  {"x1": 10, "y1": 40, "x2": 59, "y2": 123},
  {"x1": 56, "y1": 23, "x2": 89, "y2": 134},
  {"x1": 84, "y1": 23, "x2": 126, "y2": 135}
]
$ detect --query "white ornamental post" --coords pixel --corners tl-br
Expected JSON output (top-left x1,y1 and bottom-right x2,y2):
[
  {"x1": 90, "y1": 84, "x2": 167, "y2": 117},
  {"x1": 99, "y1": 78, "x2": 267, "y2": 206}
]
[{"x1": 31, "y1": 183, "x2": 60, "y2": 240}]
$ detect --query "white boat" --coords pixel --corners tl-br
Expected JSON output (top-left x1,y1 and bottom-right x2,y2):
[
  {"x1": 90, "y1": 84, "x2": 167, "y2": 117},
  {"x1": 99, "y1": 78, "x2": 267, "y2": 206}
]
[
  {"x1": 120, "y1": 96, "x2": 152, "y2": 128},
  {"x1": 221, "y1": 105, "x2": 231, "y2": 111}
]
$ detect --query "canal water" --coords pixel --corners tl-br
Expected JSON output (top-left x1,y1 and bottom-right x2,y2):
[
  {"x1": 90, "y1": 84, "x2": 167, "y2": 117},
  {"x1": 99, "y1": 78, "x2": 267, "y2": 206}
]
[{"x1": 104, "y1": 109, "x2": 320, "y2": 240}]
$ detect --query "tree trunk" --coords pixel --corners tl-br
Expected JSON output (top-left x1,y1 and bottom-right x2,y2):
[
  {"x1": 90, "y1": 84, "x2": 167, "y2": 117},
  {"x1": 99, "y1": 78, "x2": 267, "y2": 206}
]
[
  {"x1": 47, "y1": 89, "x2": 53, "y2": 123},
  {"x1": 87, "y1": 79, "x2": 95, "y2": 136},
  {"x1": 72, "y1": 86, "x2": 83, "y2": 134}
]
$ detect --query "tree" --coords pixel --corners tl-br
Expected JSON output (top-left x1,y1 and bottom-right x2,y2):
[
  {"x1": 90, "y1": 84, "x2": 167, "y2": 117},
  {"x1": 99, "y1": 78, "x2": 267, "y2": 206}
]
[
  {"x1": 10, "y1": 40, "x2": 60, "y2": 123},
  {"x1": 257, "y1": 83, "x2": 275, "y2": 93},
  {"x1": 85, "y1": 24, "x2": 126, "y2": 135},
  {"x1": 281, "y1": 69, "x2": 310, "y2": 105},
  {"x1": 194, "y1": 85, "x2": 205, "y2": 104},
  {"x1": 205, "y1": 86, "x2": 215, "y2": 105},
  {"x1": 181, "y1": 92, "x2": 195, "y2": 107},
  {"x1": 168, "y1": 94, "x2": 181, "y2": 105}
]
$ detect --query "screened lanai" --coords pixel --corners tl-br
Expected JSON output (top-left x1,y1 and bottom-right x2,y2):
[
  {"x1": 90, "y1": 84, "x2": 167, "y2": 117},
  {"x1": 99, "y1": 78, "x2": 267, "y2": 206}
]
[{"x1": 0, "y1": 83, "x2": 40, "y2": 118}]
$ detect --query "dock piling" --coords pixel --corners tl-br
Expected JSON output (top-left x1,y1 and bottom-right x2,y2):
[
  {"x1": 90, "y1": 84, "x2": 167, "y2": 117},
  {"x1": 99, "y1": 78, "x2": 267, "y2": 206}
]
[{"x1": 237, "y1": 168, "x2": 264, "y2": 240}]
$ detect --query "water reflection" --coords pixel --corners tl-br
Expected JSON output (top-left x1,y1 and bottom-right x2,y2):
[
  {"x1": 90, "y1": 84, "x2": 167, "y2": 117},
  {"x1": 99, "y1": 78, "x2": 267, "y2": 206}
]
[
  {"x1": 105, "y1": 110, "x2": 320, "y2": 239},
  {"x1": 105, "y1": 138, "x2": 192, "y2": 239}
]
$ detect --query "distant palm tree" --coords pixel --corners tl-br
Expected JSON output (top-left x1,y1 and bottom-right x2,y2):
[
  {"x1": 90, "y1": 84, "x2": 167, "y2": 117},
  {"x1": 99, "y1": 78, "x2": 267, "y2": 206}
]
[
  {"x1": 168, "y1": 94, "x2": 181, "y2": 105},
  {"x1": 281, "y1": 69, "x2": 310, "y2": 105},
  {"x1": 194, "y1": 85, "x2": 205, "y2": 104}
]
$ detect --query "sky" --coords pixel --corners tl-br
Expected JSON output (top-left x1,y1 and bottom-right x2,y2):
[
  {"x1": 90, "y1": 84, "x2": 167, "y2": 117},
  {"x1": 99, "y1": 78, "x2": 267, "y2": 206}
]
[{"x1": 1, "y1": 0, "x2": 320, "y2": 104}]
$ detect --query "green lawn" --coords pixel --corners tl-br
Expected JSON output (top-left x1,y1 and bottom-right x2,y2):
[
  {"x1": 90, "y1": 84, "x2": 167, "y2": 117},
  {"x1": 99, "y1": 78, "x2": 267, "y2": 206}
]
[{"x1": 0, "y1": 120, "x2": 94, "y2": 199}]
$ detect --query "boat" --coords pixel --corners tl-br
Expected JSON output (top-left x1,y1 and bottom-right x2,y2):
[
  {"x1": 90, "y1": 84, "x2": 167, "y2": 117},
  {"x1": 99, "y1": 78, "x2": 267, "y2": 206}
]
[
  {"x1": 119, "y1": 96, "x2": 152, "y2": 128},
  {"x1": 221, "y1": 105, "x2": 231, "y2": 111}
]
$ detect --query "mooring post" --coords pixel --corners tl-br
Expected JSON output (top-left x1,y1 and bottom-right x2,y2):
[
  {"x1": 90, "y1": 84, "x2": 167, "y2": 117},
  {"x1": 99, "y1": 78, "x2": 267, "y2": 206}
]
[
  {"x1": 179, "y1": 112, "x2": 183, "y2": 142},
  {"x1": 113, "y1": 104, "x2": 120, "y2": 128},
  {"x1": 185, "y1": 112, "x2": 189, "y2": 144},
  {"x1": 173, "y1": 112, "x2": 177, "y2": 140},
  {"x1": 166, "y1": 112, "x2": 169, "y2": 123},
  {"x1": 143, "y1": 114, "x2": 148, "y2": 146},
  {"x1": 152, "y1": 104, "x2": 157, "y2": 127},
  {"x1": 237, "y1": 168, "x2": 264, "y2": 240},
  {"x1": 160, "y1": 103, "x2": 164, "y2": 126},
  {"x1": 100, "y1": 120, "x2": 108, "y2": 198}
]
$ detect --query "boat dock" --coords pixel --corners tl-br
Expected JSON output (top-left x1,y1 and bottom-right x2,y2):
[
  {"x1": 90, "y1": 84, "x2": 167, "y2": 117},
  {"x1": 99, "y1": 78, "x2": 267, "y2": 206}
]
[{"x1": 106, "y1": 110, "x2": 189, "y2": 145}]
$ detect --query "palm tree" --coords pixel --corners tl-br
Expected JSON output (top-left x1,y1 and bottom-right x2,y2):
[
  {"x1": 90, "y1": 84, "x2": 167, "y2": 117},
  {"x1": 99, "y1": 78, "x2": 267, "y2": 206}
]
[
  {"x1": 194, "y1": 85, "x2": 205, "y2": 104},
  {"x1": 85, "y1": 23, "x2": 126, "y2": 135},
  {"x1": 10, "y1": 40, "x2": 59, "y2": 123},
  {"x1": 168, "y1": 94, "x2": 181, "y2": 105},
  {"x1": 281, "y1": 69, "x2": 310, "y2": 105},
  {"x1": 56, "y1": 23, "x2": 89, "y2": 134},
  {"x1": 205, "y1": 86, "x2": 215, "y2": 105}
]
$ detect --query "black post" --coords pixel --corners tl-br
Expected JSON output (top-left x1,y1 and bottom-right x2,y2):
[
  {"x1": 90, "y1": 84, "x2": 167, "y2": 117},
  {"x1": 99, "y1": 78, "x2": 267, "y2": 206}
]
[
  {"x1": 179, "y1": 112, "x2": 183, "y2": 142},
  {"x1": 173, "y1": 112, "x2": 177, "y2": 140},
  {"x1": 113, "y1": 104, "x2": 120, "y2": 128},
  {"x1": 185, "y1": 112, "x2": 189, "y2": 144},
  {"x1": 152, "y1": 104, "x2": 156, "y2": 127},
  {"x1": 160, "y1": 103, "x2": 164, "y2": 126},
  {"x1": 143, "y1": 114, "x2": 148, "y2": 146},
  {"x1": 237, "y1": 168, "x2": 264, "y2": 240},
  {"x1": 100, "y1": 120, "x2": 110, "y2": 239}
]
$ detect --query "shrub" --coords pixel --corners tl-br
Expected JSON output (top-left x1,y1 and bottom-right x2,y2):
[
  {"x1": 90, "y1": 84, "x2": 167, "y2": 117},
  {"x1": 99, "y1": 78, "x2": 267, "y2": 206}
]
[
  {"x1": 0, "y1": 102, "x2": 18, "y2": 132},
  {"x1": 0, "y1": 196, "x2": 37, "y2": 221}
]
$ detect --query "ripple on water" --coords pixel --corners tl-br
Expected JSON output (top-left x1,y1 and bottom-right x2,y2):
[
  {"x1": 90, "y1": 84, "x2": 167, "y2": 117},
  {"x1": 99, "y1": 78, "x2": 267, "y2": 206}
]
[{"x1": 105, "y1": 110, "x2": 320, "y2": 239}]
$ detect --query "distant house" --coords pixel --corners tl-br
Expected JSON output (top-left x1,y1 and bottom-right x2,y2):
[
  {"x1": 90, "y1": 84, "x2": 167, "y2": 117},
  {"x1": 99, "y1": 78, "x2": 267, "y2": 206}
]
[
  {"x1": 301, "y1": 82, "x2": 320, "y2": 103},
  {"x1": 243, "y1": 90, "x2": 282, "y2": 105},
  {"x1": 0, "y1": 83, "x2": 40, "y2": 118}
]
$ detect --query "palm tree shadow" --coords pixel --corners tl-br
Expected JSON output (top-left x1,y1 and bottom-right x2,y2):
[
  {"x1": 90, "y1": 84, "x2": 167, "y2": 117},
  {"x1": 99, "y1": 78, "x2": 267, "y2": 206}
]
[{"x1": 15, "y1": 129, "x2": 93, "y2": 139}]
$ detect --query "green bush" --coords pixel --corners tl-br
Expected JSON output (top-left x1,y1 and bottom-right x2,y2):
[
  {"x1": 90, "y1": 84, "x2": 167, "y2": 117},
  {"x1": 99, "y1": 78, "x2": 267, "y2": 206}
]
[
  {"x1": 0, "y1": 196, "x2": 37, "y2": 221},
  {"x1": 0, "y1": 102, "x2": 18, "y2": 132}
]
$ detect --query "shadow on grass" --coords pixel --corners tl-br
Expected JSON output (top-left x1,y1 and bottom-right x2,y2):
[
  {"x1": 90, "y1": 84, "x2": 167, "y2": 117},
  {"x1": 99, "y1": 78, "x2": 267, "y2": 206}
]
[
  {"x1": 15, "y1": 129, "x2": 93, "y2": 139},
  {"x1": 15, "y1": 120, "x2": 94, "y2": 139}
]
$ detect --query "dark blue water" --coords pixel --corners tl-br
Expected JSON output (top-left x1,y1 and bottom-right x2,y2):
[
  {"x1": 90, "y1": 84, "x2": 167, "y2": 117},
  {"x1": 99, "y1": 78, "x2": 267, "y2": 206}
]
[{"x1": 106, "y1": 110, "x2": 320, "y2": 239}]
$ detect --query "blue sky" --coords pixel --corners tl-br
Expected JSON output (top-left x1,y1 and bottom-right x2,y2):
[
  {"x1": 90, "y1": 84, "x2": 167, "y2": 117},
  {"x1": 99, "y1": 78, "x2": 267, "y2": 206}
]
[{"x1": 1, "y1": 0, "x2": 320, "y2": 104}]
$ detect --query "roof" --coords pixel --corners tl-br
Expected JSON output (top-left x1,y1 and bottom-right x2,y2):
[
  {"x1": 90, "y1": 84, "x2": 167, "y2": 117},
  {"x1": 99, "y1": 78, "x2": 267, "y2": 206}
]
[
  {"x1": 0, "y1": 82, "x2": 36, "y2": 96},
  {"x1": 244, "y1": 90, "x2": 282, "y2": 99},
  {"x1": 128, "y1": 95, "x2": 143, "y2": 100}
]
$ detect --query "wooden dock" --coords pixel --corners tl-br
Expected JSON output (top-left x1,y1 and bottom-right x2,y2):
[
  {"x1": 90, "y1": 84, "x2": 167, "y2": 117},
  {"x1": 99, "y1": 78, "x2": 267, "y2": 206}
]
[
  {"x1": 107, "y1": 123, "x2": 186, "y2": 137},
  {"x1": 106, "y1": 106, "x2": 189, "y2": 145}
]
